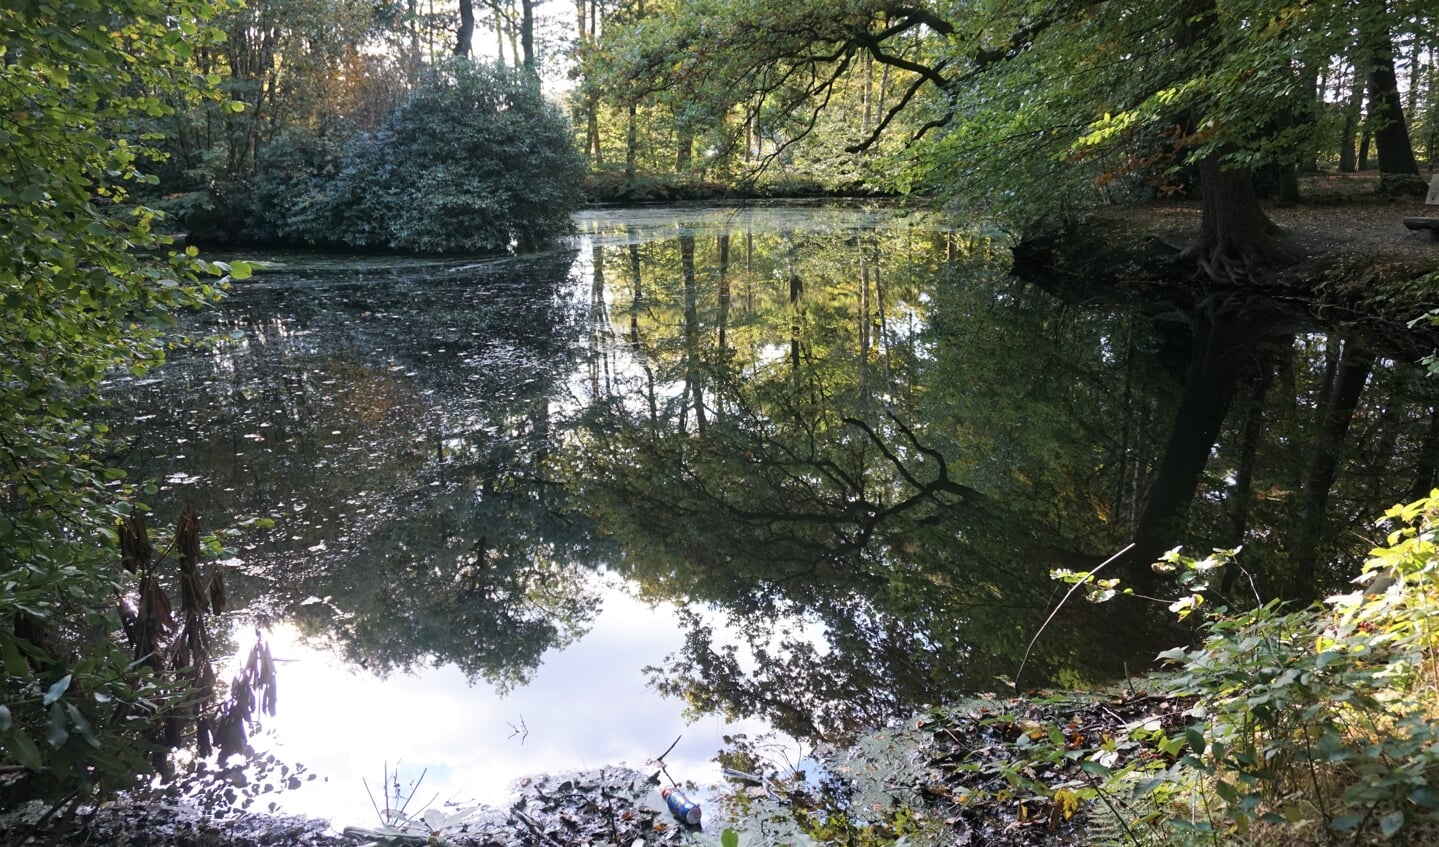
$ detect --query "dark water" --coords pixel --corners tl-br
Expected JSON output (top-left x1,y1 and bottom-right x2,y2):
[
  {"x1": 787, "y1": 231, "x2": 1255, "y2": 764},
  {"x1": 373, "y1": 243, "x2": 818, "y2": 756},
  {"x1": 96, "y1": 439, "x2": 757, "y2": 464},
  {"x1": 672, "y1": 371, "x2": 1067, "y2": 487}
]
[{"x1": 108, "y1": 203, "x2": 1439, "y2": 824}]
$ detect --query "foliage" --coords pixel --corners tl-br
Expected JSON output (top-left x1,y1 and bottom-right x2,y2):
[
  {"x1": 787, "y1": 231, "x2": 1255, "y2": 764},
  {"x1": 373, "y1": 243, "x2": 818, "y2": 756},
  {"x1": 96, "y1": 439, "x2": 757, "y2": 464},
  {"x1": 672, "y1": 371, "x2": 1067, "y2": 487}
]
[
  {"x1": 1029, "y1": 494, "x2": 1439, "y2": 845},
  {"x1": 282, "y1": 60, "x2": 585, "y2": 254},
  {"x1": 0, "y1": 0, "x2": 256, "y2": 806},
  {"x1": 583, "y1": 0, "x2": 1439, "y2": 222}
]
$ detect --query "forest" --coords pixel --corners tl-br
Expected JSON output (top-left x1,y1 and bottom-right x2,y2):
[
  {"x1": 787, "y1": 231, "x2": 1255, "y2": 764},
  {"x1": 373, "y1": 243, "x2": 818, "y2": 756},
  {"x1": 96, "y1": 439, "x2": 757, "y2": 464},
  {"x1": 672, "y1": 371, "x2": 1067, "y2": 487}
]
[{"x1": 5, "y1": 0, "x2": 1439, "y2": 845}]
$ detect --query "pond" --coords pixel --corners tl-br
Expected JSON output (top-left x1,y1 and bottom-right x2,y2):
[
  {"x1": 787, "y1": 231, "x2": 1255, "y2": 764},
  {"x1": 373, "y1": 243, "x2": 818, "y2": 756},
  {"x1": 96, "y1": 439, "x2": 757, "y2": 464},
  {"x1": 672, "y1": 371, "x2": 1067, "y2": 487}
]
[{"x1": 108, "y1": 202, "x2": 1439, "y2": 828}]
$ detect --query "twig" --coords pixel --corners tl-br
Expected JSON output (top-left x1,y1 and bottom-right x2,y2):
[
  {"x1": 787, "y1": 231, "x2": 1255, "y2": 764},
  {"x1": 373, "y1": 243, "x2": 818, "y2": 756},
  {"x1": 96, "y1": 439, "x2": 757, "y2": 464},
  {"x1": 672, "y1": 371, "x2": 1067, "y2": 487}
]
[
  {"x1": 654, "y1": 734, "x2": 682, "y2": 763},
  {"x1": 362, "y1": 776, "x2": 384, "y2": 825},
  {"x1": 507, "y1": 714, "x2": 529, "y2": 744},
  {"x1": 722, "y1": 767, "x2": 764, "y2": 784},
  {"x1": 603, "y1": 792, "x2": 620, "y2": 845},
  {"x1": 510, "y1": 807, "x2": 567, "y2": 847},
  {"x1": 394, "y1": 768, "x2": 427, "y2": 819},
  {"x1": 1014, "y1": 543, "x2": 1135, "y2": 694},
  {"x1": 650, "y1": 734, "x2": 684, "y2": 786}
]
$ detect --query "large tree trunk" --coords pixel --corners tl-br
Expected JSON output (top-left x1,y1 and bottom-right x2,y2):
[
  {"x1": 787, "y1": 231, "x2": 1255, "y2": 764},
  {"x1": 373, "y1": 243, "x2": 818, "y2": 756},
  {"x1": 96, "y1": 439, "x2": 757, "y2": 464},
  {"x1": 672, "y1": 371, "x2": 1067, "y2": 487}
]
[
  {"x1": 717, "y1": 233, "x2": 731, "y2": 355},
  {"x1": 1119, "y1": 296, "x2": 1276, "y2": 586},
  {"x1": 1367, "y1": 31, "x2": 1425, "y2": 196},
  {"x1": 1408, "y1": 407, "x2": 1439, "y2": 503},
  {"x1": 520, "y1": 0, "x2": 536, "y2": 75},
  {"x1": 789, "y1": 270, "x2": 804, "y2": 377},
  {"x1": 1221, "y1": 341, "x2": 1280, "y2": 595},
  {"x1": 1172, "y1": 0, "x2": 1295, "y2": 281},
  {"x1": 575, "y1": 0, "x2": 603, "y2": 164},
  {"x1": 676, "y1": 118, "x2": 693, "y2": 172},
  {"x1": 1181, "y1": 152, "x2": 1296, "y2": 283},
  {"x1": 680, "y1": 232, "x2": 706, "y2": 432},
  {"x1": 625, "y1": 101, "x2": 638, "y2": 179}
]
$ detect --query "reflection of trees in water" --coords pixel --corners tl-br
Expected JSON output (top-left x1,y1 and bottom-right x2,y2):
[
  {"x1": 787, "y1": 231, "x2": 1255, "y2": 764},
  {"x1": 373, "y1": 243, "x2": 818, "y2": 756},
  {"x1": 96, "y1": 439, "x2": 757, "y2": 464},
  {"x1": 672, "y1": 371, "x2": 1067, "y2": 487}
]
[
  {"x1": 568, "y1": 215, "x2": 1439, "y2": 739},
  {"x1": 107, "y1": 213, "x2": 1439, "y2": 739},
  {"x1": 114, "y1": 254, "x2": 604, "y2": 689}
]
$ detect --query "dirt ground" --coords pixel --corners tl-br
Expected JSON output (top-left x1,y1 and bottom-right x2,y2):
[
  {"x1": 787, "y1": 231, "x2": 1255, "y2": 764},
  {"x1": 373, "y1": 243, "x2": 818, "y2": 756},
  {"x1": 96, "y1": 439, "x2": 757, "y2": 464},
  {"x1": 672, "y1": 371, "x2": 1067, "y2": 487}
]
[{"x1": 1129, "y1": 171, "x2": 1439, "y2": 267}]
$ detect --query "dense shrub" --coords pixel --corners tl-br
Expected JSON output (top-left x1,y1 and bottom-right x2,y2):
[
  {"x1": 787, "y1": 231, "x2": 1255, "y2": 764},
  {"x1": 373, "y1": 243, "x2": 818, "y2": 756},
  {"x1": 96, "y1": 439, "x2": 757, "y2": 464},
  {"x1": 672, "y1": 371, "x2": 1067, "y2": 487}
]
[{"x1": 285, "y1": 62, "x2": 585, "y2": 254}]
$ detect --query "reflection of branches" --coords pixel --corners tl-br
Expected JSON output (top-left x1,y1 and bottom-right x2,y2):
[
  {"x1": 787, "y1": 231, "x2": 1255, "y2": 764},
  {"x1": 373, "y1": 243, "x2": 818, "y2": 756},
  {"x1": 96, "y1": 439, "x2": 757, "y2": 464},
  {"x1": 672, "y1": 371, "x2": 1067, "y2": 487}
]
[
  {"x1": 843, "y1": 413, "x2": 981, "y2": 515},
  {"x1": 507, "y1": 714, "x2": 529, "y2": 744}
]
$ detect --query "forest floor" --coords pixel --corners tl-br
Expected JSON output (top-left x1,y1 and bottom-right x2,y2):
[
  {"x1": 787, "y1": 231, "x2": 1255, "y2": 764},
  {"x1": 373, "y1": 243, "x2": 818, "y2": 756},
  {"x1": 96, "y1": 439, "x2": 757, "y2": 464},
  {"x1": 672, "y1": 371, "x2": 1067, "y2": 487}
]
[
  {"x1": 1131, "y1": 171, "x2": 1439, "y2": 267},
  {"x1": 1062, "y1": 169, "x2": 1439, "y2": 361}
]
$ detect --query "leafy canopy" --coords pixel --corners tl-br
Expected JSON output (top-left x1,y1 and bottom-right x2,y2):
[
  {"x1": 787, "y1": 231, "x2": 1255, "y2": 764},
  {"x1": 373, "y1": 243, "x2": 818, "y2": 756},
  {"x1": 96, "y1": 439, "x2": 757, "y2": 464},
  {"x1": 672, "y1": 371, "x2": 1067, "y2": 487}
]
[{"x1": 594, "y1": 0, "x2": 1430, "y2": 217}]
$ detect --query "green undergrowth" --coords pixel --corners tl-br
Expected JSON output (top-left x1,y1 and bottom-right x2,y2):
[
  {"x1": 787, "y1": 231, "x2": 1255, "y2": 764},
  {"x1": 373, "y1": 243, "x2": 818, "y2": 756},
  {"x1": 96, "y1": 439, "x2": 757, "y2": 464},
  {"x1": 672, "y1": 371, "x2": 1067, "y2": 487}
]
[{"x1": 946, "y1": 493, "x2": 1439, "y2": 847}]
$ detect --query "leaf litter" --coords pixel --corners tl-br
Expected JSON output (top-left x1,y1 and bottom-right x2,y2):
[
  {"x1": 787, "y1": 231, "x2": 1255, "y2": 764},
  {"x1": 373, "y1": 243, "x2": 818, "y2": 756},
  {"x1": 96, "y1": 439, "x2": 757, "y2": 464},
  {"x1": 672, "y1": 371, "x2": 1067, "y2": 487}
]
[{"x1": 2, "y1": 687, "x2": 1205, "y2": 846}]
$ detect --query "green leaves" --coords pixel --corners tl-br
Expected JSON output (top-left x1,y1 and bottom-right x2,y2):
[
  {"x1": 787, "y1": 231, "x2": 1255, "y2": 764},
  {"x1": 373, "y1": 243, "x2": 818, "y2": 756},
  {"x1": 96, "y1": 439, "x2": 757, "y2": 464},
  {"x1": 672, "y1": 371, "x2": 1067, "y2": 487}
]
[
  {"x1": 7, "y1": 726, "x2": 45, "y2": 770},
  {"x1": 272, "y1": 61, "x2": 583, "y2": 255},
  {"x1": 42, "y1": 675, "x2": 72, "y2": 706},
  {"x1": 1, "y1": 0, "x2": 233, "y2": 805}
]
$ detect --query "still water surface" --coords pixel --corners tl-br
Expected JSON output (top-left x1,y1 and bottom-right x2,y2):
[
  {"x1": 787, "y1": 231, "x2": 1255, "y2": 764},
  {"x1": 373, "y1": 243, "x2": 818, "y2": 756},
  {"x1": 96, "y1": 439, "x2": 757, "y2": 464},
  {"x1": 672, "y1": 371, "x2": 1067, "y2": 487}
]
[{"x1": 110, "y1": 202, "x2": 1435, "y2": 825}]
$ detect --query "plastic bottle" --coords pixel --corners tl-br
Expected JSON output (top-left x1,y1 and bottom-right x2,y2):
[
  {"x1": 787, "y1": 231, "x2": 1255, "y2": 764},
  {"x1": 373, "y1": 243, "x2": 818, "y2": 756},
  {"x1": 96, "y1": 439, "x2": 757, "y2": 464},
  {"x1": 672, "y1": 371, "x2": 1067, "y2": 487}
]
[{"x1": 661, "y1": 786, "x2": 702, "y2": 825}]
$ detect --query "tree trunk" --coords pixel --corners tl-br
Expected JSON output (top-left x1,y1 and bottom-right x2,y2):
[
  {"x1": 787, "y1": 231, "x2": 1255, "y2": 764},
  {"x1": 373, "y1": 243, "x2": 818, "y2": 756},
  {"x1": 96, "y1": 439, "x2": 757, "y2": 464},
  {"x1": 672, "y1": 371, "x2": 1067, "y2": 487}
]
[
  {"x1": 1181, "y1": 152, "x2": 1295, "y2": 283},
  {"x1": 858, "y1": 235, "x2": 872, "y2": 410},
  {"x1": 1338, "y1": 62, "x2": 1365, "y2": 173},
  {"x1": 1367, "y1": 30, "x2": 1425, "y2": 196},
  {"x1": 520, "y1": 0, "x2": 536, "y2": 75},
  {"x1": 717, "y1": 233, "x2": 731, "y2": 355},
  {"x1": 455, "y1": 0, "x2": 474, "y2": 57},
  {"x1": 676, "y1": 126, "x2": 693, "y2": 172},
  {"x1": 1120, "y1": 296, "x2": 1276, "y2": 587},
  {"x1": 676, "y1": 119, "x2": 693, "y2": 172},
  {"x1": 1220, "y1": 341, "x2": 1282, "y2": 594},
  {"x1": 789, "y1": 271, "x2": 803, "y2": 377},
  {"x1": 680, "y1": 233, "x2": 706, "y2": 432},
  {"x1": 625, "y1": 228, "x2": 658, "y2": 425},
  {"x1": 1287, "y1": 340, "x2": 1373, "y2": 603},
  {"x1": 1172, "y1": 0, "x2": 1294, "y2": 281},
  {"x1": 625, "y1": 101, "x2": 638, "y2": 179},
  {"x1": 406, "y1": 0, "x2": 422, "y2": 79},
  {"x1": 487, "y1": 0, "x2": 506, "y2": 64},
  {"x1": 1429, "y1": 46, "x2": 1439, "y2": 170},
  {"x1": 575, "y1": 0, "x2": 602, "y2": 164},
  {"x1": 588, "y1": 240, "x2": 606, "y2": 398},
  {"x1": 1408, "y1": 406, "x2": 1439, "y2": 503},
  {"x1": 1405, "y1": 40, "x2": 1422, "y2": 118},
  {"x1": 588, "y1": 104, "x2": 602, "y2": 165}
]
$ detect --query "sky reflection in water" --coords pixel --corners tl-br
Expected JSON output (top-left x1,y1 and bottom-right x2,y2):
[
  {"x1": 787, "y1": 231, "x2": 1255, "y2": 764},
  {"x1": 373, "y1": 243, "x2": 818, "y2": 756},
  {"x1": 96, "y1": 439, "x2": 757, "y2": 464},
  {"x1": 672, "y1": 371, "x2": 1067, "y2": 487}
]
[
  {"x1": 243, "y1": 578, "x2": 767, "y2": 828},
  {"x1": 128, "y1": 204, "x2": 954, "y2": 827}
]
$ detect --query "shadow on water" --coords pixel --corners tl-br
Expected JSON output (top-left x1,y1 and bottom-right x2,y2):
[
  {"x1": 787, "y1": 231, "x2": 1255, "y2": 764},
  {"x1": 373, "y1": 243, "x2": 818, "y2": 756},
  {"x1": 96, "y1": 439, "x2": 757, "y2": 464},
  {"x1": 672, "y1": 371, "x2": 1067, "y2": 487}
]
[{"x1": 109, "y1": 204, "x2": 1439, "y2": 773}]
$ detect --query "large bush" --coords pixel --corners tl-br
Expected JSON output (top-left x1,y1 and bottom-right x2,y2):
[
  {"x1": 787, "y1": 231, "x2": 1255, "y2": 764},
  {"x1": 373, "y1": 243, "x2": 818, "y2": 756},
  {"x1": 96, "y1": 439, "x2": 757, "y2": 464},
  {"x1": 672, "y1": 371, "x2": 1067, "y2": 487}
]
[{"x1": 288, "y1": 62, "x2": 585, "y2": 254}]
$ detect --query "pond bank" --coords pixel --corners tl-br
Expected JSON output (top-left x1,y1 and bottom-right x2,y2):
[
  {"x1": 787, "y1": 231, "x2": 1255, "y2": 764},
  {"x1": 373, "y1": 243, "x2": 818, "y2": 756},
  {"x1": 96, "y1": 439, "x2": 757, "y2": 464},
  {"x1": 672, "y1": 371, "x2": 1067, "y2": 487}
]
[
  {"x1": 0, "y1": 689, "x2": 1196, "y2": 847},
  {"x1": 1015, "y1": 183, "x2": 1439, "y2": 317},
  {"x1": 2, "y1": 680, "x2": 1233, "y2": 847}
]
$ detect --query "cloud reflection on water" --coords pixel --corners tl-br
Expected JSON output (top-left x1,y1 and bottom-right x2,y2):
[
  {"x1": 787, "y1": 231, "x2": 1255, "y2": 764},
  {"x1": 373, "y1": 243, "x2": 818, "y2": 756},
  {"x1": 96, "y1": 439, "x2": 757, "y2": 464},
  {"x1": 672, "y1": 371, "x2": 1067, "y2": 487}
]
[{"x1": 241, "y1": 578, "x2": 767, "y2": 829}]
